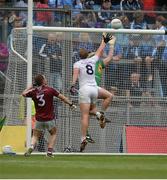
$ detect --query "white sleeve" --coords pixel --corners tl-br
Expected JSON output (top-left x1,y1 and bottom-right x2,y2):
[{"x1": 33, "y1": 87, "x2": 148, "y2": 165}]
[
  {"x1": 73, "y1": 61, "x2": 80, "y2": 69},
  {"x1": 89, "y1": 55, "x2": 99, "y2": 63}
]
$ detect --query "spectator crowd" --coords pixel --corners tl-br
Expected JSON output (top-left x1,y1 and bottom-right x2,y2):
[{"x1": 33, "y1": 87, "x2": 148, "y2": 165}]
[{"x1": 0, "y1": 0, "x2": 167, "y2": 101}]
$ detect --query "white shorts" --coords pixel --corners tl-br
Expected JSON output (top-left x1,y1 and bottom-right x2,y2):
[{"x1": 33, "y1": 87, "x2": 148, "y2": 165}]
[{"x1": 79, "y1": 85, "x2": 98, "y2": 104}]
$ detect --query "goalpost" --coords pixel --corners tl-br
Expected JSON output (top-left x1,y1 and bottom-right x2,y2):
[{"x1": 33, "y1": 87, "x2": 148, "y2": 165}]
[{"x1": 1, "y1": 0, "x2": 167, "y2": 154}]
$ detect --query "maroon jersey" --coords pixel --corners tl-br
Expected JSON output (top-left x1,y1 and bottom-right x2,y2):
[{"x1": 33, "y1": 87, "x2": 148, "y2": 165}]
[{"x1": 25, "y1": 85, "x2": 59, "y2": 121}]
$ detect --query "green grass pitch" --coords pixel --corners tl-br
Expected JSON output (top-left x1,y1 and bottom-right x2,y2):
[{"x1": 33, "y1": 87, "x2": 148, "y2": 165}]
[{"x1": 1, "y1": 154, "x2": 167, "y2": 179}]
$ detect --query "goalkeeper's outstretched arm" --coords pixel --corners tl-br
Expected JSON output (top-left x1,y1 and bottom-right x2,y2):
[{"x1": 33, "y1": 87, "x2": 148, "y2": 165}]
[{"x1": 103, "y1": 36, "x2": 116, "y2": 66}]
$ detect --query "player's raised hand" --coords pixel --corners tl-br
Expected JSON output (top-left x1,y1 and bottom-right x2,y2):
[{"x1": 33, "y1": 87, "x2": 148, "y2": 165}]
[
  {"x1": 102, "y1": 33, "x2": 113, "y2": 44},
  {"x1": 109, "y1": 36, "x2": 116, "y2": 47}
]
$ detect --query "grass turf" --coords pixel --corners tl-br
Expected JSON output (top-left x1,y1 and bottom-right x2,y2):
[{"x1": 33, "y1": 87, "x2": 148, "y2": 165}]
[{"x1": 0, "y1": 154, "x2": 167, "y2": 179}]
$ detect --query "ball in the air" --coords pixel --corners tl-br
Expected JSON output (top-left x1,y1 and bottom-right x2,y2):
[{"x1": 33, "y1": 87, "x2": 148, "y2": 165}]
[{"x1": 111, "y1": 18, "x2": 122, "y2": 29}]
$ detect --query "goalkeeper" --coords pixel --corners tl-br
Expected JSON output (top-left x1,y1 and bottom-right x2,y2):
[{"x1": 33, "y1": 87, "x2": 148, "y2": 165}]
[
  {"x1": 22, "y1": 74, "x2": 76, "y2": 157},
  {"x1": 95, "y1": 34, "x2": 116, "y2": 113},
  {"x1": 70, "y1": 34, "x2": 115, "y2": 152}
]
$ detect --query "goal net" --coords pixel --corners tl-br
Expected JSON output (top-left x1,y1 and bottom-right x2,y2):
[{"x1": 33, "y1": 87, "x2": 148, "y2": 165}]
[{"x1": 1, "y1": 27, "x2": 167, "y2": 154}]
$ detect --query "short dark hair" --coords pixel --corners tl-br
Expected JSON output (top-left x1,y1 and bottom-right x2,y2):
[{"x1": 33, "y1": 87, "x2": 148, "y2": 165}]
[{"x1": 34, "y1": 74, "x2": 45, "y2": 86}]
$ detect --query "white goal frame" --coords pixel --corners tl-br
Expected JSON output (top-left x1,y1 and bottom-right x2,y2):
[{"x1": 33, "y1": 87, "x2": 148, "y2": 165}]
[{"x1": 25, "y1": 0, "x2": 167, "y2": 151}]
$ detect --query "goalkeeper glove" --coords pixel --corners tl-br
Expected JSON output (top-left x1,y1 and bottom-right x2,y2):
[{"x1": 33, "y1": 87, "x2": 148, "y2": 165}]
[
  {"x1": 109, "y1": 36, "x2": 116, "y2": 48},
  {"x1": 103, "y1": 33, "x2": 113, "y2": 44},
  {"x1": 69, "y1": 103, "x2": 77, "y2": 110},
  {"x1": 70, "y1": 85, "x2": 77, "y2": 95}
]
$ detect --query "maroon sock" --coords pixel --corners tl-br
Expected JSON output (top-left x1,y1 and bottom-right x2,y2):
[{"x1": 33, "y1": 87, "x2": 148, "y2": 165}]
[{"x1": 47, "y1": 148, "x2": 53, "y2": 154}]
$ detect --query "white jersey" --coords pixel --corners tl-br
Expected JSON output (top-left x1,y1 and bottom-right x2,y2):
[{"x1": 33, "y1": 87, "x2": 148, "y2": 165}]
[{"x1": 74, "y1": 55, "x2": 99, "y2": 88}]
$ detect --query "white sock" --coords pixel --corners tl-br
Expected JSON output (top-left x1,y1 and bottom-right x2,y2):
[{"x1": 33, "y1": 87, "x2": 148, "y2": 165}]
[
  {"x1": 81, "y1": 136, "x2": 86, "y2": 142},
  {"x1": 30, "y1": 144, "x2": 35, "y2": 149}
]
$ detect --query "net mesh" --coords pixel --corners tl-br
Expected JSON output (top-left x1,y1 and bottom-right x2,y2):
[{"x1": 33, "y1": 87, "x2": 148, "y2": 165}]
[{"x1": 2, "y1": 28, "x2": 167, "y2": 153}]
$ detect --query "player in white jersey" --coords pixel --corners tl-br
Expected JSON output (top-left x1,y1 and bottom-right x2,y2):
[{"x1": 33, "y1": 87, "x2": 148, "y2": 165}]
[
  {"x1": 70, "y1": 34, "x2": 113, "y2": 152},
  {"x1": 74, "y1": 55, "x2": 98, "y2": 88}
]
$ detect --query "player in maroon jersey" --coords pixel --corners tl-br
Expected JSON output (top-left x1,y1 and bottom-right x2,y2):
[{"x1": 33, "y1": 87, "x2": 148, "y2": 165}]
[{"x1": 22, "y1": 74, "x2": 76, "y2": 157}]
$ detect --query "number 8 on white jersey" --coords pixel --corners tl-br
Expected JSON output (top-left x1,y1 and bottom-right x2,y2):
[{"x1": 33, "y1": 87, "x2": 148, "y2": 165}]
[{"x1": 73, "y1": 55, "x2": 99, "y2": 88}]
